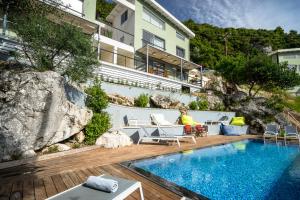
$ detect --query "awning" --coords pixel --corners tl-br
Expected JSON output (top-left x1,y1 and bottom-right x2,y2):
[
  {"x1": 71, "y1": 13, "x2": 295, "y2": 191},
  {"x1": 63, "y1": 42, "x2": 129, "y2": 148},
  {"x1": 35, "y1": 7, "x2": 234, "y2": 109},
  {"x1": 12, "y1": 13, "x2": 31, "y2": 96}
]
[
  {"x1": 137, "y1": 44, "x2": 201, "y2": 71},
  {"x1": 48, "y1": 11, "x2": 98, "y2": 35}
]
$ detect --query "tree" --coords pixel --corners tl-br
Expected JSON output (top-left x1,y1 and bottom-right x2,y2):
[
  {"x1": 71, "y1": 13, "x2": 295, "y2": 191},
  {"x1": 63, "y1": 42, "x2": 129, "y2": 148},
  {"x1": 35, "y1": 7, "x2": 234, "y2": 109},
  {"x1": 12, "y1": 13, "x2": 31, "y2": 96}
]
[
  {"x1": 216, "y1": 54, "x2": 300, "y2": 97},
  {"x1": 184, "y1": 20, "x2": 300, "y2": 68},
  {"x1": 96, "y1": 0, "x2": 116, "y2": 21},
  {"x1": 215, "y1": 55, "x2": 246, "y2": 84},
  {"x1": 7, "y1": 0, "x2": 98, "y2": 82}
]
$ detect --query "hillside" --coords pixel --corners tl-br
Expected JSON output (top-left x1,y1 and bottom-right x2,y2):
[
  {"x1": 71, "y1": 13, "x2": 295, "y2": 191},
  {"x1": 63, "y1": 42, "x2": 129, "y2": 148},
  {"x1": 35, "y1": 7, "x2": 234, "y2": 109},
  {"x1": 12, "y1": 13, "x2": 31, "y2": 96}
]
[{"x1": 184, "y1": 20, "x2": 300, "y2": 68}]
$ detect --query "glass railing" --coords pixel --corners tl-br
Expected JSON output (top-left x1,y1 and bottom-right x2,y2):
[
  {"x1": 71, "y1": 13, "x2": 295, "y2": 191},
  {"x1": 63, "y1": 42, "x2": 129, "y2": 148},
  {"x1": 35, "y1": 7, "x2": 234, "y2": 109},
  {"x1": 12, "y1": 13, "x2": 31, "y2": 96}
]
[
  {"x1": 99, "y1": 48, "x2": 145, "y2": 71},
  {"x1": 98, "y1": 21, "x2": 134, "y2": 47}
]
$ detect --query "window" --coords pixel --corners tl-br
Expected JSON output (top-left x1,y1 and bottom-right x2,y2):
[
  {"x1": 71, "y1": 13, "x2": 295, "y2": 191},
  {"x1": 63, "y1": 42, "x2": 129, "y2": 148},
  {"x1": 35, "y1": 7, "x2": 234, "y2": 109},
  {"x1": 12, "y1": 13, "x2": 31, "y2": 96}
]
[
  {"x1": 121, "y1": 10, "x2": 128, "y2": 25},
  {"x1": 149, "y1": 60, "x2": 165, "y2": 77},
  {"x1": 176, "y1": 31, "x2": 185, "y2": 41},
  {"x1": 142, "y1": 7, "x2": 165, "y2": 30},
  {"x1": 176, "y1": 46, "x2": 185, "y2": 58},
  {"x1": 143, "y1": 30, "x2": 165, "y2": 50},
  {"x1": 120, "y1": 36, "x2": 125, "y2": 43}
]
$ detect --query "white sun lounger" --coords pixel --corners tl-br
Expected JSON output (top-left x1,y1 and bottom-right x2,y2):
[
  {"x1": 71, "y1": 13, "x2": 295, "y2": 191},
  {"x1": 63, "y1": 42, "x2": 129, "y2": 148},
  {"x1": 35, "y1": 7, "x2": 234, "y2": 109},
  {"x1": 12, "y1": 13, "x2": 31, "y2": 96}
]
[
  {"x1": 136, "y1": 114, "x2": 196, "y2": 147},
  {"x1": 46, "y1": 174, "x2": 144, "y2": 200}
]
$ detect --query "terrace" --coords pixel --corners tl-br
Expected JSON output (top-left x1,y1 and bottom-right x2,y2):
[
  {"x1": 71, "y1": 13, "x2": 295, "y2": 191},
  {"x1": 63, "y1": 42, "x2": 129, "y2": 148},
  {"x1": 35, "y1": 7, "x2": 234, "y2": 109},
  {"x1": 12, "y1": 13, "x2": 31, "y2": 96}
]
[{"x1": 0, "y1": 135, "x2": 255, "y2": 200}]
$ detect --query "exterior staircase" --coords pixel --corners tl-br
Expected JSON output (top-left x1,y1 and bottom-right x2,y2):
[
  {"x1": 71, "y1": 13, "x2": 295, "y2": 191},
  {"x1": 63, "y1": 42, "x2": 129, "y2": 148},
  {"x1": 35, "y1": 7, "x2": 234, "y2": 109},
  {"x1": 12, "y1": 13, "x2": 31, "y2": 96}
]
[
  {"x1": 283, "y1": 110, "x2": 300, "y2": 131},
  {"x1": 0, "y1": 36, "x2": 19, "y2": 61}
]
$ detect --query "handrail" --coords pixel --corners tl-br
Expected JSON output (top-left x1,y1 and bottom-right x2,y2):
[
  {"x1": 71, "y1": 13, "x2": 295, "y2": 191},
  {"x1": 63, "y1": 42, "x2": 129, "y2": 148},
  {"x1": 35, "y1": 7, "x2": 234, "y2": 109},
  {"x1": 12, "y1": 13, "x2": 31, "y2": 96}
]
[
  {"x1": 142, "y1": 39, "x2": 166, "y2": 51},
  {"x1": 285, "y1": 111, "x2": 300, "y2": 131}
]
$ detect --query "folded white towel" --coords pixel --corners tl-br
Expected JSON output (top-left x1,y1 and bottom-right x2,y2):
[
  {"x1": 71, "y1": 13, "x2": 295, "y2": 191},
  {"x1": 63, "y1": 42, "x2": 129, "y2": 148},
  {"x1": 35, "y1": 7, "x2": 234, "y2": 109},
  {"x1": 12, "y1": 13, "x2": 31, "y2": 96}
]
[{"x1": 85, "y1": 176, "x2": 118, "y2": 193}]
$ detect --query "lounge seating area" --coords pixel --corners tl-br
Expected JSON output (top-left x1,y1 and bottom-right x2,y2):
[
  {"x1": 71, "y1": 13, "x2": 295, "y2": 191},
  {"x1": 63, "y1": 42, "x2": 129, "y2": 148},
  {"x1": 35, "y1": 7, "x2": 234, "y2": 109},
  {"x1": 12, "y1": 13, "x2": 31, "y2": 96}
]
[
  {"x1": 128, "y1": 113, "x2": 196, "y2": 147},
  {"x1": 263, "y1": 124, "x2": 300, "y2": 145}
]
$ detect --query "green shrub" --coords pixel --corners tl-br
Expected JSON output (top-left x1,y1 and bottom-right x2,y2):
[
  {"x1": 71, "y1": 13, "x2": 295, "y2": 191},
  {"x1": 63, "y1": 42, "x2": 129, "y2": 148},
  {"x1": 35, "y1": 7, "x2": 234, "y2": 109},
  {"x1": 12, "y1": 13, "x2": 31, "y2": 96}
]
[
  {"x1": 72, "y1": 143, "x2": 81, "y2": 149},
  {"x1": 85, "y1": 83, "x2": 108, "y2": 113},
  {"x1": 284, "y1": 96, "x2": 300, "y2": 113},
  {"x1": 46, "y1": 145, "x2": 59, "y2": 154},
  {"x1": 134, "y1": 94, "x2": 149, "y2": 107},
  {"x1": 212, "y1": 103, "x2": 226, "y2": 111},
  {"x1": 197, "y1": 100, "x2": 209, "y2": 111},
  {"x1": 265, "y1": 95, "x2": 285, "y2": 112},
  {"x1": 189, "y1": 101, "x2": 198, "y2": 110},
  {"x1": 85, "y1": 112, "x2": 111, "y2": 145}
]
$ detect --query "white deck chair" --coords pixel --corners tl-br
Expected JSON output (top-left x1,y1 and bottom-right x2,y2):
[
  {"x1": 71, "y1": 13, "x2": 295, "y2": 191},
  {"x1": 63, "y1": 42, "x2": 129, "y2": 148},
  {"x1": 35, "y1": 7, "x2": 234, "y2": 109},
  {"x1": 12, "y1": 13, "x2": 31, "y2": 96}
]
[
  {"x1": 150, "y1": 113, "x2": 196, "y2": 145},
  {"x1": 284, "y1": 125, "x2": 300, "y2": 146},
  {"x1": 46, "y1": 174, "x2": 144, "y2": 200},
  {"x1": 263, "y1": 124, "x2": 279, "y2": 144}
]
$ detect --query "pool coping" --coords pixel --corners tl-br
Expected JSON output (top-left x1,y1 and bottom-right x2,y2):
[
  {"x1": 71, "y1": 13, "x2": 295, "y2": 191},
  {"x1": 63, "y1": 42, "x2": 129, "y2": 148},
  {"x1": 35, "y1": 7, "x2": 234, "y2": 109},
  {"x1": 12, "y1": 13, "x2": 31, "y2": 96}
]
[{"x1": 120, "y1": 138, "x2": 260, "y2": 200}]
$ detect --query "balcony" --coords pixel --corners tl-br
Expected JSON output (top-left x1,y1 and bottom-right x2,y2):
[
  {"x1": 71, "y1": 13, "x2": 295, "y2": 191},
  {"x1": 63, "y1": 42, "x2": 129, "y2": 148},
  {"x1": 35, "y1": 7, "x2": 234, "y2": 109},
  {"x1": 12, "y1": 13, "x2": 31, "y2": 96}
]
[
  {"x1": 96, "y1": 47, "x2": 203, "y2": 91},
  {"x1": 98, "y1": 21, "x2": 134, "y2": 48}
]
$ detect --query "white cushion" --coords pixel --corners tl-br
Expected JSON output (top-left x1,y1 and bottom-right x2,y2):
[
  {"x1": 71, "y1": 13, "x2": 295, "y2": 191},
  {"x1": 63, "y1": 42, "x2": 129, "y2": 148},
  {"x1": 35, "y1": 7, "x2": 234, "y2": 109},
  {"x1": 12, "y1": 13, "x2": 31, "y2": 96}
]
[{"x1": 151, "y1": 114, "x2": 173, "y2": 126}]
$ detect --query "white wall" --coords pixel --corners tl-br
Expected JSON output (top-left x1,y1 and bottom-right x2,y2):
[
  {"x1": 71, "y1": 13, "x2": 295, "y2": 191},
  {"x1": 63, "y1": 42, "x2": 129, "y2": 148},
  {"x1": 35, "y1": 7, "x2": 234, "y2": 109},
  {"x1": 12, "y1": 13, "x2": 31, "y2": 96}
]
[
  {"x1": 111, "y1": 6, "x2": 135, "y2": 46},
  {"x1": 60, "y1": 0, "x2": 83, "y2": 16}
]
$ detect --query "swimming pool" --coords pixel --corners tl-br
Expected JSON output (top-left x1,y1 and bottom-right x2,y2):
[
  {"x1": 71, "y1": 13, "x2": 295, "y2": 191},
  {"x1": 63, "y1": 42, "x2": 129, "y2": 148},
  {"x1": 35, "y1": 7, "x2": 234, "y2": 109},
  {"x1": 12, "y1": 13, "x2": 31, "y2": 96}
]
[{"x1": 123, "y1": 140, "x2": 300, "y2": 200}]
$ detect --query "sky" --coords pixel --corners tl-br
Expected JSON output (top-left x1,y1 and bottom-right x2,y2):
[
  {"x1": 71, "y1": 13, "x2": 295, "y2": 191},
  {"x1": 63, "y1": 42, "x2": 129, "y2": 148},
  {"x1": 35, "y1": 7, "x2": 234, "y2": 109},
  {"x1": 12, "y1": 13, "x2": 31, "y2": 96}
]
[{"x1": 156, "y1": 0, "x2": 300, "y2": 32}]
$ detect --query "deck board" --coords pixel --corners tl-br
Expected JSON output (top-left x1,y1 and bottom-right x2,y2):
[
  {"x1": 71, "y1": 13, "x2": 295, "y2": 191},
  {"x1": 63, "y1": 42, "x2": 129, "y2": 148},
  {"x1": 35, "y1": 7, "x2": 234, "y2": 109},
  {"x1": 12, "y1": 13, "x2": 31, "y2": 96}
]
[{"x1": 0, "y1": 135, "x2": 256, "y2": 199}]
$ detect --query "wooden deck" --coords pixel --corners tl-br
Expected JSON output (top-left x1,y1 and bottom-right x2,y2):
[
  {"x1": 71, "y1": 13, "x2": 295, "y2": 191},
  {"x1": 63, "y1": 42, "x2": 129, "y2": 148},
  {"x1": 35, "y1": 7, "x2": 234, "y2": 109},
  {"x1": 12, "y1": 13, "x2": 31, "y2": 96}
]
[{"x1": 0, "y1": 135, "x2": 257, "y2": 200}]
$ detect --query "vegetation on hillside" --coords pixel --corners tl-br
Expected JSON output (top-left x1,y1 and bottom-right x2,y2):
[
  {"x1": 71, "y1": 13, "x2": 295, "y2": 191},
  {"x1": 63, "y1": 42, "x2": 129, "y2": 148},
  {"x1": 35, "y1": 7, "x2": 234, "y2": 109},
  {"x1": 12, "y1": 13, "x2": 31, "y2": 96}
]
[
  {"x1": 185, "y1": 20, "x2": 300, "y2": 68},
  {"x1": 216, "y1": 55, "x2": 300, "y2": 97},
  {"x1": 96, "y1": 0, "x2": 116, "y2": 21}
]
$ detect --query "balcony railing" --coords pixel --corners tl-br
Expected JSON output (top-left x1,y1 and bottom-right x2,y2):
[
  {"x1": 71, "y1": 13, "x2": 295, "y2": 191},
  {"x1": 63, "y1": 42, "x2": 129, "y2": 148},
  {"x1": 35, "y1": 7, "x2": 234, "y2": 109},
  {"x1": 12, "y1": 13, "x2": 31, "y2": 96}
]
[
  {"x1": 0, "y1": 18, "x2": 17, "y2": 39},
  {"x1": 99, "y1": 48, "x2": 146, "y2": 71},
  {"x1": 99, "y1": 48, "x2": 202, "y2": 87},
  {"x1": 98, "y1": 21, "x2": 134, "y2": 47}
]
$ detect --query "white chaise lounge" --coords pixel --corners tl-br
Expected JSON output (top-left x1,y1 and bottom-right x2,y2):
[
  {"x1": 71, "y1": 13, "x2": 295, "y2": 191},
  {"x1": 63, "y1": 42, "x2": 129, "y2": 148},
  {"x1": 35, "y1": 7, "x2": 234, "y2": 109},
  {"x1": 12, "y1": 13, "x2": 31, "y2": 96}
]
[
  {"x1": 46, "y1": 174, "x2": 144, "y2": 200},
  {"x1": 135, "y1": 114, "x2": 196, "y2": 147}
]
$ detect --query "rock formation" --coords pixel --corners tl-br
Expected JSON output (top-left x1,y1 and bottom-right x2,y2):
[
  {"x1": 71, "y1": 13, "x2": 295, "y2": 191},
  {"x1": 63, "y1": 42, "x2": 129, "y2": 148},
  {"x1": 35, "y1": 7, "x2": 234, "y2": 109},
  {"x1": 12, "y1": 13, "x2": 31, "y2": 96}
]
[
  {"x1": 95, "y1": 130, "x2": 133, "y2": 148},
  {"x1": 108, "y1": 93, "x2": 134, "y2": 106},
  {"x1": 150, "y1": 94, "x2": 184, "y2": 109},
  {"x1": 0, "y1": 70, "x2": 92, "y2": 161}
]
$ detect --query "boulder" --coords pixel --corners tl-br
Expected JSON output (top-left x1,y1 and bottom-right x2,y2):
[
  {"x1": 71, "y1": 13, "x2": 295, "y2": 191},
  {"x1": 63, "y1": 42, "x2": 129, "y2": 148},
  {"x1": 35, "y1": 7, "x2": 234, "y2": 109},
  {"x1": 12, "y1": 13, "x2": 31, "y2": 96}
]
[
  {"x1": 0, "y1": 70, "x2": 92, "y2": 161},
  {"x1": 75, "y1": 131, "x2": 85, "y2": 143},
  {"x1": 22, "y1": 150, "x2": 37, "y2": 159},
  {"x1": 108, "y1": 93, "x2": 134, "y2": 106},
  {"x1": 150, "y1": 94, "x2": 184, "y2": 109},
  {"x1": 96, "y1": 131, "x2": 133, "y2": 148},
  {"x1": 206, "y1": 91, "x2": 225, "y2": 110}
]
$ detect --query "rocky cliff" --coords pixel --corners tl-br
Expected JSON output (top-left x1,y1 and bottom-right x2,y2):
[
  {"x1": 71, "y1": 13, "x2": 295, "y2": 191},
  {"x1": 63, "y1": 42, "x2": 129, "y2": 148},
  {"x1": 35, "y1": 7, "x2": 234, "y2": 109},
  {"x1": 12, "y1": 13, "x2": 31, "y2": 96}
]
[{"x1": 0, "y1": 69, "x2": 92, "y2": 161}]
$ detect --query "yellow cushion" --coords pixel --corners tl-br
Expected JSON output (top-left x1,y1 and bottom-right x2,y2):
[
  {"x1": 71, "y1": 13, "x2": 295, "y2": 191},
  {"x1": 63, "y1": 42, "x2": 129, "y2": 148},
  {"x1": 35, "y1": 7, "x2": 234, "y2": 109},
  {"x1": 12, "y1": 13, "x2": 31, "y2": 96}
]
[
  {"x1": 230, "y1": 117, "x2": 245, "y2": 126},
  {"x1": 181, "y1": 115, "x2": 198, "y2": 126}
]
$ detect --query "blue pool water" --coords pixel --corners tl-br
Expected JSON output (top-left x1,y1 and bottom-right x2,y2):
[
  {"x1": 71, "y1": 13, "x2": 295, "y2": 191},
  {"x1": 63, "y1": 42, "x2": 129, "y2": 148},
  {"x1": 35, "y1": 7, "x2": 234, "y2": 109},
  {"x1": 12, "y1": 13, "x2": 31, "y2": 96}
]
[{"x1": 131, "y1": 140, "x2": 300, "y2": 200}]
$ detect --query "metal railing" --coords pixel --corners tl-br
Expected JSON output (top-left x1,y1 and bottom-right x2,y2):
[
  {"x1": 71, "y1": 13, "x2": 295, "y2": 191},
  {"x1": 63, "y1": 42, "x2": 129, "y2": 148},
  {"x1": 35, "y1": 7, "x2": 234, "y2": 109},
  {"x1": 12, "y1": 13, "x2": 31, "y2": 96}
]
[
  {"x1": 99, "y1": 48, "x2": 146, "y2": 70},
  {"x1": 285, "y1": 111, "x2": 300, "y2": 131},
  {"x1": 98, "y1": 21, "x2": 134, "y2": 47},
  {"x1": 0, "y1": 18, "x2": 17, "y2": 39},
  {"x1": 142, "y1": 39, "x2": 166, "y2": 51},
  {"x1": 99, "y1": 48, "x2": 202, "y2": 87}
]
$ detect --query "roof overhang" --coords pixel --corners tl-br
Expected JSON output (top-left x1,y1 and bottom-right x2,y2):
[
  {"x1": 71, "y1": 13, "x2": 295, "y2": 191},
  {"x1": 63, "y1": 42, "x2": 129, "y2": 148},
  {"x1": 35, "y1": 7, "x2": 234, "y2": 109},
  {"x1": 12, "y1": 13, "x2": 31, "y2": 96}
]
[
  {"x1": 48, "y1": 11, "x2": 98, "y2": 35},
  {"x1": 143, "y1": 0, "x2": 195, "y2": 38},
  {"x1": 137, "y1": 44, "x2": 201, "y2": 70},
  {"x1": 269, "y1": 48, "x2": 300, "y2": 56}
]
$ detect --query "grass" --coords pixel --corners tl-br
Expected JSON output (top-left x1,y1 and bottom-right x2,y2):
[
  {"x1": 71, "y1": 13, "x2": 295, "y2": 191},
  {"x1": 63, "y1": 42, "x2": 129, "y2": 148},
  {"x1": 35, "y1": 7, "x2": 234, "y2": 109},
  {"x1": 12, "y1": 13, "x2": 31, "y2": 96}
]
[{"x1": 284, "y1": 96, "x2": 300, "y2": 113}]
